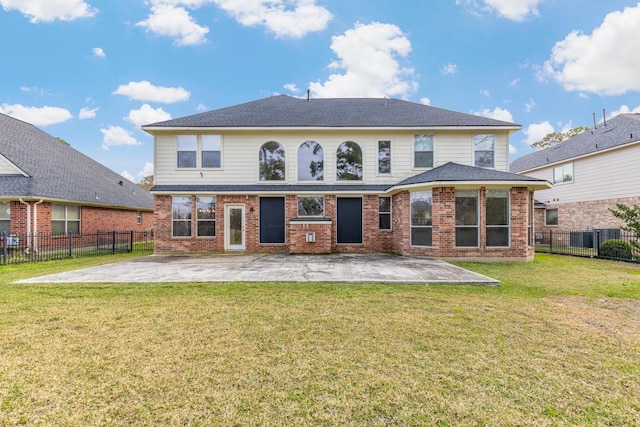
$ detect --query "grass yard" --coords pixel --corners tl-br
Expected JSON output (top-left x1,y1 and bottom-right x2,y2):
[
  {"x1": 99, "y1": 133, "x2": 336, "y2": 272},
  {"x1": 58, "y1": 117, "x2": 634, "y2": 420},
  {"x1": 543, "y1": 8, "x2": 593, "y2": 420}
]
[{"x1": 0, "y1": 254, "x2": 639, "y2": 426}]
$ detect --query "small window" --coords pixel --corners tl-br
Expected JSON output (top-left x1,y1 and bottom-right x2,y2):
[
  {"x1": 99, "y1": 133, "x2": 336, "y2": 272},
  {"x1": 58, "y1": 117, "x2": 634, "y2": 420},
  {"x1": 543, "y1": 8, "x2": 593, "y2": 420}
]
[
  {"x1": 259, "y1": 141, "x2": 286, "y2": 181},
  {"x1": 298, "y1": 197, "x2": 324, "y2": 217},
  {"x1": 410, "y1": 191, "x2": 432, "y2": 246},
  {"x1": 52, "y1": 204, "x2": 81, "y2": 235},
  {"x1": 136, "y1": 211, "x2": 142, "y2": 224},
  {"x1": 545, "y1": 208, "x2": 559, "y2": 226},
  {"x1": 196, "y1": 197, "x2": 216, "y2": 237},
  {"x1": 298, "y1": 141, "x2": 324, "y2": 181},
  {"x1": 378, "y1": 140, "x2": 391, "y2": 174},
  {"x1": 414, "y1": 135, "x2": 434, "y2": 168},
  {"x1": 201, "y1": 135, "x2": 221, "y2": 168},
  {"x1": 0, "y1": 202, "x2": 10, "y2": 235},
  {"x1": 486, "y1": 189, "x2": 510, "y2": 247},
  {"x1": 172, "y1": 196, "x2": 192, "y2": 237},
  {"x1": 455, "y1": 190, "x2": 478, "y2": 247},
  {"x1": 474, "y1": 134, "x2": 494, "y2": 168},
  {"x1": 336, "y1": 141, "x2": 363, "y2": 181},
  {"x1": 177, "y1": 135, "x2": 197, "y2": 168},
  {"x1": 553, "y1": 164, "x2": 573, "y2": 184},
  {"x1": 378, "y1": 197, "x2": 391, "y2": 230}
]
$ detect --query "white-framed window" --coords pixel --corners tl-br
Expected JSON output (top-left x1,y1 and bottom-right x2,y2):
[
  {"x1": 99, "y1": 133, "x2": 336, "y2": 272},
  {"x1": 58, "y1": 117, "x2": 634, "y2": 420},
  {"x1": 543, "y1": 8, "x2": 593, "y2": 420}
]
[
  {"x1": 172, "y1": 196, "x2": 192, "y2": 237},
  {"x1": 378, "y1": 140, "x2": 391, "y2": 174},
  {"x1": 455, "y1": 190, "x2": 478, "y2": 247},
  {"x1": 474, "y1": 134, "x2": 494, "y2": 168},
  {"x1": 486, "y1": 189, "x2": 510, "y2": 247},
  {"x1": 196, "y1": 196, "x2": 216, "y2": 237},
  {"x1": 298, "y1": 141, "x2": 324, "y2": 181},
  {"x1": 136, "y1": 211, "x2": 142, "y2": 224},
  {"x1": 410, "y1": 191, "x2": 432, "y2": 246},
  {"x1": 297, "y1": 196, "x2": 324, "y2": 217},
  {"x1": 259, "y1": 141, "x2": 286, "y2": 181},
  {"x1": 336, "y1": 141, "x2": 363, "y2": 181},
  {"x1": 177, "y1": 135, "x2": 222, "y2": 169},
  {"x1": 0, "y1": 202, "x2": 10, "y2": 235},
  {"x1": 52, "y1": 204, "x2": 81, "y2": 235},
  {"x1": 553, "y1": 163, "x2": 573, "y2": 184},
  {"x1": 378, "y1": 196, "x2": 391, "y2": 230},
  {"x1": 545, "y1": 208, "x2": 559, "y2": 226},
  {"x1": 414, "y1": 134, "x2": 434, "y2": 168}
]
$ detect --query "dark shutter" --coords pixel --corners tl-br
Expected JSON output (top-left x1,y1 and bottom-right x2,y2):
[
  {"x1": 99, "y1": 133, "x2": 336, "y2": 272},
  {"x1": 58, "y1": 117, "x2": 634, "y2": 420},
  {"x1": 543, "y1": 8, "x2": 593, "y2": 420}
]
[
  {"x1": 259, "y1": 197, "x2": 285, "y2": 244},
  {"x1": 337, "y1": 198, "x2": 363, "y2": 244}
]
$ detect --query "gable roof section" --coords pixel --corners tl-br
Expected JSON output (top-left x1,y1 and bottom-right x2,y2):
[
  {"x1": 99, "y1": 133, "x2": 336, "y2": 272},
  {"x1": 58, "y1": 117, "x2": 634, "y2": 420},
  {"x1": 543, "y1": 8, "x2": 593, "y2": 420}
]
[
  {"x1": 143, "y1": 95, "x2": 521, "y2": 130},
  {"x1": 510, "y1": 113, "x2": 640, "y2": 173},
  {"x1": 0, "y1": 113, "x2": 153, "y2": 210}
]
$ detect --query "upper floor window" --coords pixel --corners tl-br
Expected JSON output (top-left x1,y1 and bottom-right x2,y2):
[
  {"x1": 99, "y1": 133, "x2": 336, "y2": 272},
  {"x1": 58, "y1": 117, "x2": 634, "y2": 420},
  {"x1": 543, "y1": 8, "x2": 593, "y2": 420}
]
[
  {"x1": 336, "y1": 141, "x2": 363, "y2": 181},
  {"x1": 52, "y1": 204, "x2": 80, "y2": 235},
  {"x1": 486, "y1": 189, "x2": 510, "y2": 247},
  {"x1": 298, "y1": 141, "x2": 324, "y2": 181},
  {"x1": 0, "y1": 202, "x2": 10, "y2": 234},
  {"x1": 553, "y1": 163, "x2": 573, "y2": 184},
  {"x1": 378, "y1": 140, "x2": 391, "y2": 174},
  {"x1": 172, "y1": 196, "x2": 192, "y2": 237},
  {"x1": 259, "y1": 141, "x2": 286, "y2": 181},
  {"x1": 177, "y1": 134, "x2": 222, "y2": 169},
  {"x1": 410, "y1": 191, "x2": 433, "y2": 246},
  {"x1": 414, "y1": 134, "x2": 434, "y2": 168},
  {"x1": 474, "y1": 134, "x2": 494, "y2": 168},
  {"x1": 298, "y1": 196, "x2": 324, "y2": 217},
  {"x1": 455, "y1": 190, "x2": 478, "y2": 247}
]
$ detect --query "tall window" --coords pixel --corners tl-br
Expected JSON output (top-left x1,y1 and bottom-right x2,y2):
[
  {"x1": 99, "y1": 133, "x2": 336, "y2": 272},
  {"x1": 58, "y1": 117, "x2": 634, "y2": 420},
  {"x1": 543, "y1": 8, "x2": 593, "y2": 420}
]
[
  {"x1": 196, "y1": 196, "x2": 216, "y2": 237},
  {"x1": 298, "y1": 197, "x2": 324, "y2": 217},
  {"x1": 336, "y1": 141, "x2": 363, "y2": 181},
  {"x1": 259, "y1": 141, "x2": 286, "y2": 181},
  {"x1": 455, "y1": 190, "x2": 478, "y2": 247},
  {"x1": 414, "y1": 134, "x2": 434, "y2": 168},
  {"x1": 553, "y1": 164, "x2": 573, "y2": 184},
  {"x1": 410, "y1": 191, "x2": 432, "y2": 246},
  {"x1": 0, "y1": 202, "x2": 10, "y2": 234},
  {"x1": 474, "y1": 134, "x2": 494, "y2": 168},
  {"x1": 379, "y1": 197, "x2": 391, "y2": 230},
  {"x1": 201, "y1": 135, "x2": 221, "y2": 168},
  {"x1": 177, "y1": 135, "x2": 197, "y2": 168},
  {"x1": 545, "y1": 208, "x2": 558, "y2": 226},
  {"x1": 136, "y1": 211, "x2": 142, "y2": 225},
  {"x1": 52, "y1": 204, "x2": 80, "y2": 235},
  {"x1": 172, "y1": 196, "x2": 192, "y2": 237},
  {"x1": 298, "y1": 141, "x2": 324, "y2": 181},
  {"x1": 486, "y1": 189, "x2": 510, "y2": 247},
  {"x1": 378, "y1": 140, "x2": 391, "y2": 174},
  {"x1": 177, "y1": 135, "x2": 222, "y2": 169}
]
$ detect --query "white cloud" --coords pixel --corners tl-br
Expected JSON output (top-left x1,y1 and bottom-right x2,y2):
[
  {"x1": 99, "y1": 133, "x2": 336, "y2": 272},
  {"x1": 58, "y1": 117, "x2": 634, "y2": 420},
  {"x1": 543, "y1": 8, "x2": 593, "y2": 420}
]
[
  {"x1": 420, "y1": 97, "x2": 431, "y2": 106},
  {"x1": 284, "y1": 83, "x2": 299, "y2": 94},
  {"x1": 524, "y1": 98, "x2": 535, "y2": 113},
  {"x1": 309, "y1": 22, "x2": 417, "y2": 98},
  {"x1": 113, "y1": 81, "x2": 190, "y2": 103},
  {"x1": 140, "y1": 162, "x2": 154, "y2": 177},
  {"x1": 509, "y1": 144, "x2": 518, "y2": 155},
  {"x1": 213, "y1": 0, "x2": 332, "y2": 38},
  {"x1": 441, "y1": 63, "x2": 458, "y2": 75},
  {"x1": 125, "y1": 104, "x2": 172, "y2": 128},
  {"x1": 523, "y1": 120, "x2": 554, "y2": 146},
  {"x1": 0, "y1": 104, "x2": 73, "y2": 126},
  {"x1": 78, "y1": 106, "x2": 98, "y2": 119},
  {"x1": 92, "y1": 47, "x2": 105, "y2": 57},
  {"x1": 120, "y1": 171, "x2": 136, "y2": 182},
  {"x1": 474, "y1": 106, "x2": 514, "y2": 123},
  {"x1": 0, "y1": 0, "x2": 97, "y2": 22},
  {"x1": 480, "y1": 89, "x2": 490, "y2": 97},
  {"x1": 509, "y1": 79, "x2": 520, "y2": 87},
  {"x1": 609, "y1": 104, "x2": 640, "y2": 118},
  {"x1": 100, "y1": 126, "x2": 142, "y2": 150},
  {"x1": 456, "y1": 0, "x2": 541, "y2": 21},
  {"x1": 137, "y1": 4, "x2": 209, "y2": 46},
  {"x1": 196, "y1": 103, "x2": 207, "y2": 112},
  {"x1": 542, "y1": 4, "x2": 640, "y2": 95}
]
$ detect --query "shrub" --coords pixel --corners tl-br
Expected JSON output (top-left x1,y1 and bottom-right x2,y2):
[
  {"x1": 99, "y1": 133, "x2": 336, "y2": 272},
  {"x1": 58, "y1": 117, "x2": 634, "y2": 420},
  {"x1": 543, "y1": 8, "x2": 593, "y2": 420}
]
[{"x1": 599, "y1": 239, "x2": 633, "y2": 260}]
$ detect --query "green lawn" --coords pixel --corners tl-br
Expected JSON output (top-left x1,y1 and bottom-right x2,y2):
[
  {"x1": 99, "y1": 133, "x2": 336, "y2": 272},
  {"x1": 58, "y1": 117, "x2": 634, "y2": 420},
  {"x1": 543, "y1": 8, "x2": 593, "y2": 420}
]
[{"x1": 1, "y1": 254, "x2": 639, "y2": 426}]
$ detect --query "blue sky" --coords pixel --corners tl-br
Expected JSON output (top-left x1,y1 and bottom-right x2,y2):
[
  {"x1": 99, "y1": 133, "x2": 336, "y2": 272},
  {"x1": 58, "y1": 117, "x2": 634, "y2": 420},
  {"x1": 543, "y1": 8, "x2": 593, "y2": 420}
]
[{"x1": 1, "y1": 0, "x2": 639, "y2": 183}]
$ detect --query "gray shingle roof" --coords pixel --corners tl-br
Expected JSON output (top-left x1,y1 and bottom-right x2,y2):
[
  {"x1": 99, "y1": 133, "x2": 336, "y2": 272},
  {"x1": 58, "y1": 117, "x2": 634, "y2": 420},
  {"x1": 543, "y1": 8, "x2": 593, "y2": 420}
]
[
  {"x1": 0, "y1": 113, "x2": 153, "y2": 210},
  {"x1": 143, "y1": 95, "x2": 521, "y2": 129},
  {"x1": 510, "y1": 113, "x2": 640, "y2": 173}
]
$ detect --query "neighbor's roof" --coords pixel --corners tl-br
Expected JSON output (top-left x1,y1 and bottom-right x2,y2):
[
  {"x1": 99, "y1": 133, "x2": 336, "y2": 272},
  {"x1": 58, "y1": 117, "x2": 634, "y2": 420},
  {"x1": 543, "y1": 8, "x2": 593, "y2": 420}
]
[
  {"x1": 0, "y1": 113, "x2": 153, "y2": 210},
  {"x1": 143, "y1": 94, "x2": 521, "y2": 130},
  {"x1": 510, "y1": 113, "x2": 640, "y2": 173}
]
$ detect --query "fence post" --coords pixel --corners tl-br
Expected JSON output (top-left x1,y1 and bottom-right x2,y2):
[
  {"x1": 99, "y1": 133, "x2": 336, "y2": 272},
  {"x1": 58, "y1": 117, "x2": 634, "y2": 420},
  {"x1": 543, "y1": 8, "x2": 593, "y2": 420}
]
[
  {"x1": 2, "y1": 232, "x2": 6, "y2": 265},
  {"x1": 112, "y1": 230, "x2": 116, "y2": 254},
  {"x1": 130, "y1": 230, "x2": 134, "y2": 252},
  {"x1": 68, "y1": 232, "x2": 73, "y2": 258},
  {"x1": 549, "y1": 229, "x2": 553, "y2": 254},
  {"x1": 596, "y1": 230, "x2": 601, "y2": 258}
]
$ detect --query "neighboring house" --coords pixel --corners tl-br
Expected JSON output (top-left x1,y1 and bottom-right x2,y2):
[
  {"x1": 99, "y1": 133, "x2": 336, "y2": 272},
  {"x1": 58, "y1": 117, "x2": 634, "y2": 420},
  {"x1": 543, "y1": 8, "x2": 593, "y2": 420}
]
[
  {"x1": 142, "y1": 95, "x2": 549, "y2": 261},
  {"x1": 510, "y1": 113, "x2": 640, "y2": 232},
  {"x1": 0, "y1": 113, "x2": 154, "y2": 250}
]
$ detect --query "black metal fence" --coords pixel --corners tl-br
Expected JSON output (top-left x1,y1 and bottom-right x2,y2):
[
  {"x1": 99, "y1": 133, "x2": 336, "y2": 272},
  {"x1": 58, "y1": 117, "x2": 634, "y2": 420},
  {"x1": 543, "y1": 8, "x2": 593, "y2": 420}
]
[
  {"x1": 535, "y1": 228, "x2": 640, "y2": 263},
  {"x1": 1, "y1": 230, "x2": 154, "y2": 265}
]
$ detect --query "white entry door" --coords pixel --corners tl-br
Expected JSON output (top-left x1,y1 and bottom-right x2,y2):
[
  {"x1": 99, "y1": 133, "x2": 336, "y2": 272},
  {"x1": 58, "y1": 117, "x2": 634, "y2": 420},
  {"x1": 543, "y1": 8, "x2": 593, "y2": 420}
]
[{"x1": 225, "y1": 204, "x2": 245, "y2": 251}]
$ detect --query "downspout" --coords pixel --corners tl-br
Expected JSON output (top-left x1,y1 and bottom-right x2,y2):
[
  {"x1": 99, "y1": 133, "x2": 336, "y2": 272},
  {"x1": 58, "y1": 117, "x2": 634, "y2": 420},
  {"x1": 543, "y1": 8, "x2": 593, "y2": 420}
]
[
  {"x1": 32, "y1": 199, "x2": 44, "y2": 252},
  {"x1": 19, "y1": 198, "x2": 30, "y2": 251}
]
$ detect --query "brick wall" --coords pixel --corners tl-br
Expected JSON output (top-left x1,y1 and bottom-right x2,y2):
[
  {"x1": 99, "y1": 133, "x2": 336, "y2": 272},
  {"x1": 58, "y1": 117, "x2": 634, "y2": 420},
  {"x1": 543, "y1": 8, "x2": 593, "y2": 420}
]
[{"x1": 289, "y1": 220, "x2": 332, "y2": 254}]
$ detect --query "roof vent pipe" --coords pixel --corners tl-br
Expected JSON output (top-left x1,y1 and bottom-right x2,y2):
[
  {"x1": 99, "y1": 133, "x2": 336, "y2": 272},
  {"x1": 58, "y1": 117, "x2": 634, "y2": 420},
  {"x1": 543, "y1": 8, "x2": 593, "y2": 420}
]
[
  {"x1": 593, "y1": 112, "x2": 597, "y2": 129},
  {"x1": 603, "y1": 108, "x2": 607, "y2": 127},
  {"x1": 307, "y1": 89, "x2": 310, "y2": 102}
]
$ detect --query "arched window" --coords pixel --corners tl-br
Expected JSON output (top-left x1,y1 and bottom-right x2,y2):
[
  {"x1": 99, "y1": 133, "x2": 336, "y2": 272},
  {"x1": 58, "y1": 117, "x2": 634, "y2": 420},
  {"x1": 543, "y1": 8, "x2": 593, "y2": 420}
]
[
  {"x1": 259, "y1": 141, "x2": 286, "y2": 181},
  {"x1": 298, "y1": 141, "x2": 324, "y2": 181},
  {"x1": 336, "y1": 141, "x2": 362, "y2": 181}
]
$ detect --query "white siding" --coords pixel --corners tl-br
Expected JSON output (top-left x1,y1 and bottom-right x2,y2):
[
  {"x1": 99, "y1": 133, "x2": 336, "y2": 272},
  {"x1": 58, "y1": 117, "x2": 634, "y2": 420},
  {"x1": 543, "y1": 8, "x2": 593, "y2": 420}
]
[{"x1": 154, "y1": 129, "x2": 514, "y2": 186}]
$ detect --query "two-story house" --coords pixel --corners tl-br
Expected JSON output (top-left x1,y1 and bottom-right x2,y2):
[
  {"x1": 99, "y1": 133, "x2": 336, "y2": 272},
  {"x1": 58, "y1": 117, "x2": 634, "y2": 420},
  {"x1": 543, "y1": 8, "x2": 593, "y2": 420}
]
[
  {"x1": 510, "y1": 113, "x2": 640, "y2": 232},
  {"x1": 143, "y1": 95, "x2": 549, "y2": 261}
]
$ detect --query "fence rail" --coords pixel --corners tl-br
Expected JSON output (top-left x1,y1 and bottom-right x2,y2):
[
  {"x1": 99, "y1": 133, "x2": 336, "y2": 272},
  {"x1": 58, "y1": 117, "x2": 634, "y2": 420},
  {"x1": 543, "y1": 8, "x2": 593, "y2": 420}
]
[
  {"x1": 535, "y1": 228, "x2": 639, "y2": 263},
  {"x1": 1, "y1": 230, "x2": 154, "y2": 265}
]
